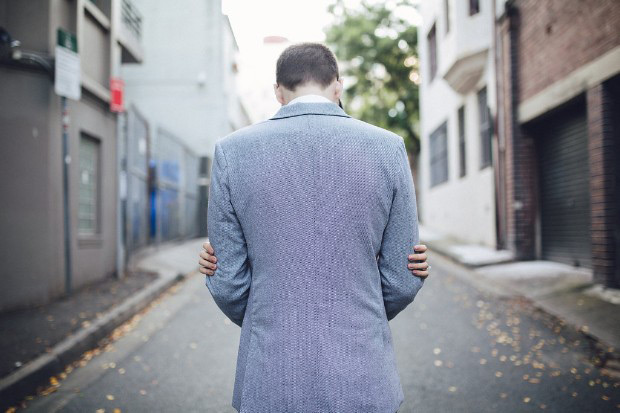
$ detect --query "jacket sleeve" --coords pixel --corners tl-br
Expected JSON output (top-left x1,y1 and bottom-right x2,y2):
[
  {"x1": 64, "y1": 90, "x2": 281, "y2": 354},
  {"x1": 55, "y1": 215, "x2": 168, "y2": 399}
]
[
  {"x1": 205, "y1": 142, "x2": 252, "y2": 327},
  {"x1": 378, "y1": 138, "x2": 425, "y2": 321}
]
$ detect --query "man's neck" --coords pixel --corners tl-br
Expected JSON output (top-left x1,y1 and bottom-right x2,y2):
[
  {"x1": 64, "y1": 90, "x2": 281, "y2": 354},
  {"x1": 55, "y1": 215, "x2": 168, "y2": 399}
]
[
  {"x1": 286, "y1": 88, "x2": 336, "y2": 104},
  {"x1": 287, "y1": 94, "x2": 334, "y2": 106}
]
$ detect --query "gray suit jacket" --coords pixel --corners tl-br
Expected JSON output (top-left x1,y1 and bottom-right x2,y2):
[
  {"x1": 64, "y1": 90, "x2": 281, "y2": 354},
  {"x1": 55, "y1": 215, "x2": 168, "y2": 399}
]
[{"x1": 206, "y1": 101, "x2": 425, "y2": 413}]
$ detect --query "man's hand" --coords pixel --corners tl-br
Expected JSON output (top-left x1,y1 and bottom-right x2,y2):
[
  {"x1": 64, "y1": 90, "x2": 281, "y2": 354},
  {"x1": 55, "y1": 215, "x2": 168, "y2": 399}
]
[
  {"x1": 199, "y1": 241, "x2": 430, "y2": 278},
  {"x1": 199, "y1": 241, "x2": 217, "y2": 276},
  {"x1": 408, "y1": 245, "x2": 430, "y2": 278}
]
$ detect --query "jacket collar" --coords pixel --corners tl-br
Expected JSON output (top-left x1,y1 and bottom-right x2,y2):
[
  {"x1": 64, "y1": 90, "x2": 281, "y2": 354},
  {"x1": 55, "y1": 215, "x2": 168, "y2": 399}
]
[{"x1": 269, "y1": 101, "x2": 352, "y2": 120}]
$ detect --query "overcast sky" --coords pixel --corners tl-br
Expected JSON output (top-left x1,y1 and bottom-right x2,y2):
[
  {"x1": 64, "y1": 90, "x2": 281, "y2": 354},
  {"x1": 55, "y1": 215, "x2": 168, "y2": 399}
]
[
  {"x1": 223, "y1": 0, "x2": 338, "y2": 50},
  {"x1": 222, "y1": 0, "x2": 421, "y2": 52}
]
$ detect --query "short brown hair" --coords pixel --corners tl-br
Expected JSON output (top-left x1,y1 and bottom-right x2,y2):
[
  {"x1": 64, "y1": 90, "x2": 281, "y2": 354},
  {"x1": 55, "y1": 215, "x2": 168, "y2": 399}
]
[{"x1": 276, "y1": 42, "x2": 340, "y2": 91}]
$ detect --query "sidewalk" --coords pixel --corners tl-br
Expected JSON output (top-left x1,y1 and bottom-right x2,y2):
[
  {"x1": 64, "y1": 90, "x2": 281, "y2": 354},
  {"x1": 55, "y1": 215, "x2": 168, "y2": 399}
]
[
  {"x1": 0, "y1": 237, "x2": 205, "y2": 410},
  {"x1": 419, "y1": 224, "x2": 620, "y2": 374}
]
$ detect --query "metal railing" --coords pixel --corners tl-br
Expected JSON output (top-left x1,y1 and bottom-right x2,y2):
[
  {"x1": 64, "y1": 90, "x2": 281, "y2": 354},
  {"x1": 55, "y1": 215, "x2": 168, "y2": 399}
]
[{"x1": 121, "y1": 0, "x2": 142, "y2": 40}]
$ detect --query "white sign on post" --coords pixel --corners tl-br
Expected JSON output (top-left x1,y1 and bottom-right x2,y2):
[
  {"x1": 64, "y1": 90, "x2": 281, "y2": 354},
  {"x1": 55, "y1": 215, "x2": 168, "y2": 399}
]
[{"x1": 55, "y1": 28, "x2": 81, "y2": 100}]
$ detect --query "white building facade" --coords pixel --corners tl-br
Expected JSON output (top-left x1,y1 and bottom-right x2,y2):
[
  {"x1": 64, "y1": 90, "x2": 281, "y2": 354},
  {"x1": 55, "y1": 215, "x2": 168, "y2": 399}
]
[
  {"x1": 118, "y1": 0, "x2": 250, "y2": 242},
  {"x1": 418, "y1": 0, "x2": 499, "y2": 248},
  {"x1": 121, "y1": 0, "x2": 249, "y2": 157}
]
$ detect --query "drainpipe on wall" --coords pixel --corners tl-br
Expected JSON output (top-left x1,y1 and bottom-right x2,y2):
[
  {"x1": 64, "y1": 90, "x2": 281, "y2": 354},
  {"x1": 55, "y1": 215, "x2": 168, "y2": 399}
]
[{"x1": 493, "y1": 0, "x2": 508, "y2": 250}]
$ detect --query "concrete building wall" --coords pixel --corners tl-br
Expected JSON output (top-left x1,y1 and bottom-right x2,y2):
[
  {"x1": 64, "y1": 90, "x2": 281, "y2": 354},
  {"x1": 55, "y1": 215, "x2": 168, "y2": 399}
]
[
  {"x1": 418, "y1": 0, "x2": 498, "y2": 247},
  {"x1": 0, "y1": 0, "x2": 51, "y2": 51},
  {"x1": 0, "y1": 68, "x2": 64, "y2": 309},
  {"x1": 82, "y1": 15, "x2": 111, "y2": 86},
  {"x1": 0, "y1": 0, "x2": 141, "y2": 311},
  {"x1": 121, "y1": 0, "x2": 247, "y2": 158},
  {"x1": 67, "y1": 93, "x2": 118, "y2": 286}
]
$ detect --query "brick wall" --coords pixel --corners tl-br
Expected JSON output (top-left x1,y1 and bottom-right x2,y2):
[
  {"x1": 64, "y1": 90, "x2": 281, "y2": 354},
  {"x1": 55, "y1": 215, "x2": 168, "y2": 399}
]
[
  {"x1": 499, "y1": 0, "x2": 620, "y2": 287},
  {"x1": 497, "y1": 14, "x2": 514, "y2": 251},
  {"x1": 499, "y1": 4, "x2": 537, "y2": 260},
  {"x1": 515, "y1": 0, "x2": 620, "y2": 102},
  {"x1": 588, "y1": 80, "x2": 619, "y2": 287}
]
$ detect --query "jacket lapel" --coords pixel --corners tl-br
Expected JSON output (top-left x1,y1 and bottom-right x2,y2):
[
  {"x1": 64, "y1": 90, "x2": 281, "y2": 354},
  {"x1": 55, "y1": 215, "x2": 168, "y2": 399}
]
[{"x1": 269, "y1": 102, "x2": 352, "y2": 120}]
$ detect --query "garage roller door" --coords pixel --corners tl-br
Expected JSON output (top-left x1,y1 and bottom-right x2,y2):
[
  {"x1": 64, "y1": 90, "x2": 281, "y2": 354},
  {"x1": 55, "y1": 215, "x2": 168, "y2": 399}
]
[{"x1": 534, "y1": 98, "x2": 591, "y2": 268}]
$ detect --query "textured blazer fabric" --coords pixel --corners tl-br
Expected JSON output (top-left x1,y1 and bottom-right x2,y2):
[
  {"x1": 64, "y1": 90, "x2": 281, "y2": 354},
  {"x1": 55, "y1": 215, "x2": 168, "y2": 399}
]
[{"x1": 205, "y1": 101, "x2": 425, "y2": 413}]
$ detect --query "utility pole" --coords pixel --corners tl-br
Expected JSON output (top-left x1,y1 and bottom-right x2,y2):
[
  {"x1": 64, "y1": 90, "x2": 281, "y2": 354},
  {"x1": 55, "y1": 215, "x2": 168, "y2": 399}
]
[{"x1": 55, "y1": 28, "x2": 81, "y2": 295}]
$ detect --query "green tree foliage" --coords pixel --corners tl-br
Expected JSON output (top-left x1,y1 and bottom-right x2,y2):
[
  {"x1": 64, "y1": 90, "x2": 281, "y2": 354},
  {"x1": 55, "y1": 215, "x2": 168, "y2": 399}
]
[{"x1": 325, "y1": 0, "x2": 421, "y2": 154}]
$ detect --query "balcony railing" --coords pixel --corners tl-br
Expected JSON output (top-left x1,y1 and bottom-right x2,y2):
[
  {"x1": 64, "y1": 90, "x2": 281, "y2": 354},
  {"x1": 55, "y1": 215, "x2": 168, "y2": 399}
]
[{"x1": 121, "y1": 0, "x2": 142, "y2": 40}]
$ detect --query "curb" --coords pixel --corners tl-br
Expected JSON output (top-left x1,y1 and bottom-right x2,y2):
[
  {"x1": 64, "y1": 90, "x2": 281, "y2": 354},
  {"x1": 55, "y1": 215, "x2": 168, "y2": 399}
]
[
  {"x1": 427, "y1": 246, "x2": 620, "y2": 377},
  {"x1": 0, "y1": 269, "x2": 189, "y2": 410},
  {"x1": 421, "y1": 238, "x2": 515, "y2": 269}
]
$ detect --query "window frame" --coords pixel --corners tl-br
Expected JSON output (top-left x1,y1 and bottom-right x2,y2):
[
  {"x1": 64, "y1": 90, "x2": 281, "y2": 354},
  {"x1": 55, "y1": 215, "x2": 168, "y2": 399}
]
[
  {"x1": 427, "y1": 22, "x2": 438, "y2": 81},
  {"x1": 77, "y1": 132, "x2": 102, "y2": 237},
  {"x1": 429, "y1": 120, "x2": 449, "y2": 187},
  {"x1": 444, "y1": 0, "x2": 451, "y2": 34},
  {"x1": 469, "y1": 0, "x2": 480, "y2": 15},
  {"x1": 478, "y1": 86, "x2": 492, "y2": 169},
  {"x1": 458, "y1": 105, "x2": 467, "y2": 177}
]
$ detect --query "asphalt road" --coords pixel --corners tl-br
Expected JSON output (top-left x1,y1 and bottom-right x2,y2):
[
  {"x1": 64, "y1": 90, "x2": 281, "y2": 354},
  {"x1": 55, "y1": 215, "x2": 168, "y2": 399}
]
[{"x1": 22, "y1": 253, "x2": 619, "y2": 412}]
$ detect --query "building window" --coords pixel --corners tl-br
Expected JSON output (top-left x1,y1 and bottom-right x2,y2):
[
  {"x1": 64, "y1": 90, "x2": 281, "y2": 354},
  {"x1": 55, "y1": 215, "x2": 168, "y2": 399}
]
[
  {"x1": 78, "y1": 133, "x2": 101, "y2": 235},
  {"x1": 430, "y1": 121, "x2": 448, "y2": 187},
  {"x1": 458, "y1": 105, "x2": 466, "y2": 177},
  {"x1": 444, "y1": 0, "x2": 450, "y2": 33},
  {"x1": 469, "y1": 0, "x2": 480, "y2": 15},
  {"x1": 478, "y1": 86, "x2": 492, "y2": 169},
  {"x1": 427, "y1": 23, "x2": 437, "y2": 81}
]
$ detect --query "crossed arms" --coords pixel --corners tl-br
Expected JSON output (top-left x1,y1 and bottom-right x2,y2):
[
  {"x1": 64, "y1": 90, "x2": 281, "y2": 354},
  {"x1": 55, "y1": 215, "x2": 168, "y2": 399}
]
[{"x1": 203, "y1": 140, "x2": 429, "y2": 327}]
